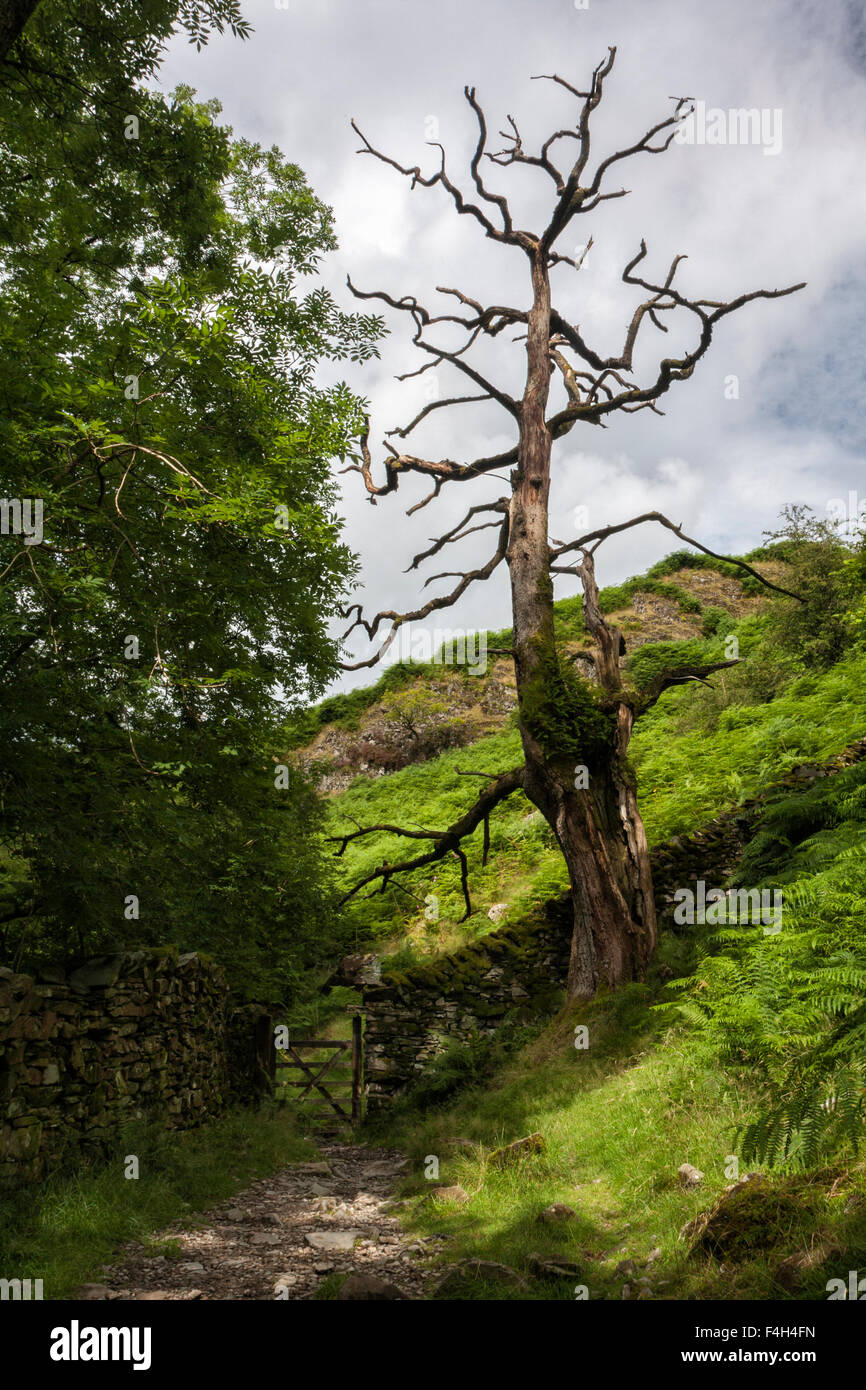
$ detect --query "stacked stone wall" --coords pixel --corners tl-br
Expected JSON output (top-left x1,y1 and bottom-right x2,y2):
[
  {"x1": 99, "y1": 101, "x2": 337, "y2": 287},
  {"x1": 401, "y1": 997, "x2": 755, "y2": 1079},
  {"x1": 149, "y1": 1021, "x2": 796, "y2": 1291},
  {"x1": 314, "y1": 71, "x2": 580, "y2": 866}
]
[{"x1": 0, "y1": 948, "x2": 269, "y2": 1185}]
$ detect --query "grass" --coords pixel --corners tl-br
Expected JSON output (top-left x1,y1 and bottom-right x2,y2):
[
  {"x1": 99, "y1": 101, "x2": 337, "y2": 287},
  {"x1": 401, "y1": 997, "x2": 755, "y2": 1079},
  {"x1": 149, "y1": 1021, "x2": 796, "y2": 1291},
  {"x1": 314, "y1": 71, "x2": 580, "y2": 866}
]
[
  {"x1": 347, "y1": 639, "x2": 866, "y2": 1298},
  {"x1": 368, "y1": 989, "x2": 866, "y2": 1300},
  {"x1": 316, "y1": 552, "x2": 866, "y2": 1299},
  {"x1": 328, "y1": 626, "x2": 866, "y2": 961},
  {"x1": 630, "y1": 642, "x2": 866, "y2": 843},
  {"x1": 0, "y1": 1103, "x2": 316, "y2": 1299}
]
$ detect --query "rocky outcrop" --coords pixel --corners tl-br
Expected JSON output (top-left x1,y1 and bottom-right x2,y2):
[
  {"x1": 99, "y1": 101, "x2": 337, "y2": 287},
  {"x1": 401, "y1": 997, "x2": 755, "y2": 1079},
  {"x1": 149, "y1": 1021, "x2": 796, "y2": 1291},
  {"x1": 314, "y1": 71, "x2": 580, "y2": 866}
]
[{"x1": 295, "y1": 668, "x2": 517, "y2": 793}]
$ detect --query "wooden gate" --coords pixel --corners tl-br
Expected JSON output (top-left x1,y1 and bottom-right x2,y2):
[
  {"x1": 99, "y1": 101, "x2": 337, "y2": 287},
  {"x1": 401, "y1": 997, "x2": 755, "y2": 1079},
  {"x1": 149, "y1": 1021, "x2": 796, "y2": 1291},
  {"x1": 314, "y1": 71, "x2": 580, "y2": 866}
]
[{"x1": 273, "y1": 1013, "x2": 363, "y2": 1123}]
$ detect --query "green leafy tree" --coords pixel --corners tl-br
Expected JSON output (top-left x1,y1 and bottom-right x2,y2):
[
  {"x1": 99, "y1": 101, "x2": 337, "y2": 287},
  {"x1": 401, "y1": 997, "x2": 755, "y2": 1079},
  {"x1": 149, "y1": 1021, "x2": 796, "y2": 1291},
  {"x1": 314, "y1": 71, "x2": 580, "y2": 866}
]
[
  {"x1": 762, "y1": 505, "x2": 865, "y2": 669},
  {"x1": 0, "y1": 1, "x2": 384, "y2": 997}
]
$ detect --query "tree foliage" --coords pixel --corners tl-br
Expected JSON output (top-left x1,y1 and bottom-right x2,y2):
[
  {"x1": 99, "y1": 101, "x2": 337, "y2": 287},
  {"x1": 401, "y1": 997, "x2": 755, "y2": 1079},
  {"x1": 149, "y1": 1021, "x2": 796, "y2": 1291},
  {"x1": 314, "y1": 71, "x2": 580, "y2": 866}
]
[
  {"x1": 762, "y1": 505, "x2": 865, "y2": 669},
  {"x1": 0, "y1": 1, "x2": 384, "y2": 997}
]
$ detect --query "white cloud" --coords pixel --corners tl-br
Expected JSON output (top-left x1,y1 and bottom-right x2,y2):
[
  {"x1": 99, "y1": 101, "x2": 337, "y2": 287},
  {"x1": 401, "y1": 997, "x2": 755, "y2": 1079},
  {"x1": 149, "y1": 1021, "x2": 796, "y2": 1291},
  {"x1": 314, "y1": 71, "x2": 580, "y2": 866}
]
[{"x1": 158, "y1": 0, "x2": 866, "y2": 693}]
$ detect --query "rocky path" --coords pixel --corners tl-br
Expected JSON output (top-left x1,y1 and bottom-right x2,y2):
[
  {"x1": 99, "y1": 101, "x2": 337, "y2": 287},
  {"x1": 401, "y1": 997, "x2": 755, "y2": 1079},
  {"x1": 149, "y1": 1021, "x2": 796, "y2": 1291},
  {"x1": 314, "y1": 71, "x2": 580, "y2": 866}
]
[{"x1": 76, "y1": 1143, "x2": 442, "y2": 1301}]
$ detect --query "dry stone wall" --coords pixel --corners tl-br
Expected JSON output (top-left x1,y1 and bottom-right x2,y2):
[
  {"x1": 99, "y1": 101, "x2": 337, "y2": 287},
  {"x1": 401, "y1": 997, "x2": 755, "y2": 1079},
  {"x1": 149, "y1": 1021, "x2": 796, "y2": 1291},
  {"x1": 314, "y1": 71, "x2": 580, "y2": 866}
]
[
  {"x1": 362, "y1": 914, "x2": 571, "y2": 1112},
  {"x1": 360, "y1": 817, "x2": 756, "y2": 1114},
  {"x1": 0, "y1": 948, "x2": 270, "y2": 1186}
]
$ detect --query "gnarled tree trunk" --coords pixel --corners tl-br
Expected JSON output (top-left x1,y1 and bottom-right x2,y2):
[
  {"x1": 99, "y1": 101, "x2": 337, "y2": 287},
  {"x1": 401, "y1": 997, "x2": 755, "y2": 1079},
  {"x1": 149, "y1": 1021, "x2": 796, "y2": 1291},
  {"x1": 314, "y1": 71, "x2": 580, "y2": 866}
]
[
  {"x1": 509, "y1": 251, "x2": 655, "y2": 998},
  {"x1": 521, "y1": 716, "x2": 656, "y2": 1000}
]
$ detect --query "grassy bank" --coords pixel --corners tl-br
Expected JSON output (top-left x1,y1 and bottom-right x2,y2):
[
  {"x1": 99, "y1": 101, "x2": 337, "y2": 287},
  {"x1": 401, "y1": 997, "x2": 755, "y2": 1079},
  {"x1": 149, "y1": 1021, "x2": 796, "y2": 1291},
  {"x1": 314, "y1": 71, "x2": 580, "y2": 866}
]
[
  {"x1": 0, "y1": 1104, "x2": 315, "y2": 1299},
  {"x1": 368, "y1": 991, "x2": 866, "y2": 1300},
  {"x1": 329, "y1": 631, "x2": 866, "y2": 966}
]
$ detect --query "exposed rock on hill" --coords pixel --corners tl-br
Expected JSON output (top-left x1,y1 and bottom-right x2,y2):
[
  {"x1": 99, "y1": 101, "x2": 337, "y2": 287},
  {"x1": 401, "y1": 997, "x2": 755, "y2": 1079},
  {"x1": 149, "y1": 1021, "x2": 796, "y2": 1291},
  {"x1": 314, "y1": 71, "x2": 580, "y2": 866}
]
[{"x1": 292, "y1": 561, "x2": 790, "y2": 791}]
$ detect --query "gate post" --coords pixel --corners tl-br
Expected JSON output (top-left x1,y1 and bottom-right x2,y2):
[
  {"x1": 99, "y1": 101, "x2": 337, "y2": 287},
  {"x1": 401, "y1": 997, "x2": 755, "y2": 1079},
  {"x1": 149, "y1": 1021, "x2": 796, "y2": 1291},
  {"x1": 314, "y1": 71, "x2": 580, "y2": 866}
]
[
  {"x1": 351, "y1": 1012, "x2": 363, "y2": 1124},
  {"x1": 255, "y1": 1012, "x2": 275, "y2": 1093}
]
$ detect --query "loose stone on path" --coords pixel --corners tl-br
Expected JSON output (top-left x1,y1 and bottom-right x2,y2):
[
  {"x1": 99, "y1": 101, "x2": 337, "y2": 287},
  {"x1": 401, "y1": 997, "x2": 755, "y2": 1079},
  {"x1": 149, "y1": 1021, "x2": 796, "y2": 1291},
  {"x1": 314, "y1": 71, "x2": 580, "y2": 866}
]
[{"x1": 78, "y1": 1143, "x2": 435, "y2": 1301}]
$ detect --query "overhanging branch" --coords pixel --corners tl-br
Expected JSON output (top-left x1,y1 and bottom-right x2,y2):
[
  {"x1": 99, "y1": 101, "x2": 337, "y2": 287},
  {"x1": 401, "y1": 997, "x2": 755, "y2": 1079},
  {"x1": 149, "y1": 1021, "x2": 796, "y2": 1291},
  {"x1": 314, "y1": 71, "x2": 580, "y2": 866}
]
[
  {"x1": 329, "y1": 765, "x2": 526, "y2": 919},
  {"x1": 551, "y1": 511, "x2": 803, "y2": 602},
  {"x1": 338, "y1": 514, "x2": 509, "y2": 670},
  {"x1": 339, "y1": 416, "x2": 517, "y2": 514},
  {"x1": 637, "y1": 659, "x2": 742, "y2": 710}
]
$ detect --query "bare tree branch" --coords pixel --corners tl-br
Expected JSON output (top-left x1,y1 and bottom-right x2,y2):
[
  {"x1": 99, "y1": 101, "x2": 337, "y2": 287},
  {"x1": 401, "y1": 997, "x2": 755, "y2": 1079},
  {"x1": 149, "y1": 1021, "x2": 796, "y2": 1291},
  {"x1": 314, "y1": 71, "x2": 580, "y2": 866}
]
[
  {"x1": 545, "y1": 247, "x2": 803, "y2": 429},
  {"x1": 463, "y1": 85, "x2": 514, "y2": 235},
  {"x1": 386, "y1": 392, "x2": 493, "y2": 441},
  {"x1": 338, "y1": 515, "x2": 509, "y2": 670},
  {"x1": 338, "y1": 416, "x2": 518, "y2": 514},
  {"x1": 536, "y1": 47, "x2": 618, "y2": 250},
  {"x1": 551, "y1": 510, "x2": 803, "y2": 601},
  {"x1": 350, "y1": 110, "x2": 530, "y2": 249},
  {"x1": 637, "y1": 660, "x2": 742, "y2": 710},
  {"x1": 347, "y1": 275, "x2": 521, "y2": 417},
  {"x1": 406, "y1": 500, "x2": 509, "y2": 572},
  {"x1": 329, "y1": 765, "x2": 525, "y2": 918},
  {"x1": 344, "y1": 78, "x2": 803, "y2": 528},
  {"x1": 486, "y1": 112, "x2": 572, "y2": 193}
]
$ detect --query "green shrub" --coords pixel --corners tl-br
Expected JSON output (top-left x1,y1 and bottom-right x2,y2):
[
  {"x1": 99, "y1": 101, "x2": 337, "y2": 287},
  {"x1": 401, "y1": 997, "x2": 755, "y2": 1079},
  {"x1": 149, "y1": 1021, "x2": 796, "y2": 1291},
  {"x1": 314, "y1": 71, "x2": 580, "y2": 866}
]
[{"x1": 701, "y1": 605, "x2": 730, "y2": 637}]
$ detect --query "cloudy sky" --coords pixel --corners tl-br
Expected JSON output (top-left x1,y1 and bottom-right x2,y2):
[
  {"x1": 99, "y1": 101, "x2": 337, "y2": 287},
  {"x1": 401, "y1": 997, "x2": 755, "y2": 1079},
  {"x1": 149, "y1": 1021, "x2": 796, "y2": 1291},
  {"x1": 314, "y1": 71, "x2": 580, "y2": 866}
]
[{"x1": 160, "y1": 0, "x2": 866, "y2": 692}]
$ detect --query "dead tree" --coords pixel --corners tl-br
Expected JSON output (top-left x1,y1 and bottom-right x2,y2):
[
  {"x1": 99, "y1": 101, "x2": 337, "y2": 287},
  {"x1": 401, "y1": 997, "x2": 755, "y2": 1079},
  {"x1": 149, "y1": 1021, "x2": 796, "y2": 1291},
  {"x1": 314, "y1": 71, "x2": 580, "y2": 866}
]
[{"x1": 334, "y1": 48, "x2": 804, "y2": 1000}]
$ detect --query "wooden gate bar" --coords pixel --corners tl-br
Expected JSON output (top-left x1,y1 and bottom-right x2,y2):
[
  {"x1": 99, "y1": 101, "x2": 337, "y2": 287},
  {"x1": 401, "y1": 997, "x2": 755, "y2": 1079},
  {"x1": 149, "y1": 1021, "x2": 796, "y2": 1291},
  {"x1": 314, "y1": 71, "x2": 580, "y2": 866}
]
[
  {"x1": 271, "y1": 1023, "x2": 363, "y2": 1123},
  {"x1": 282, "y1": 1045, "x2": 347, "y2": 1095}
]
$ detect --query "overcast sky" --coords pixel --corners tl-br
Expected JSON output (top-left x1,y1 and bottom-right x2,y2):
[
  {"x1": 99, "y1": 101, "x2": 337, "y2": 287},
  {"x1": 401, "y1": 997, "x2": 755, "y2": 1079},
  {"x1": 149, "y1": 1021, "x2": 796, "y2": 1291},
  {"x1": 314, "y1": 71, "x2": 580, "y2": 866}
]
[{"x1": 159, "y1": 0, "x2": 866, "y2": 693}]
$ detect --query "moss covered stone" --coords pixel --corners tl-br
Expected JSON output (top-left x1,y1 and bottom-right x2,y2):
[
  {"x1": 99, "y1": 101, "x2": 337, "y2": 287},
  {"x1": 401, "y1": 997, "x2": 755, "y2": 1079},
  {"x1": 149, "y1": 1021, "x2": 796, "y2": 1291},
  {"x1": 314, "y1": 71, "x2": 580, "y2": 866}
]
[
  {"x1": 0, "y1": 949, "x2": 269, "y2": 1187},
  {"x1": 685, "y1": 1175, "x2": 828, "y2": 1262}
]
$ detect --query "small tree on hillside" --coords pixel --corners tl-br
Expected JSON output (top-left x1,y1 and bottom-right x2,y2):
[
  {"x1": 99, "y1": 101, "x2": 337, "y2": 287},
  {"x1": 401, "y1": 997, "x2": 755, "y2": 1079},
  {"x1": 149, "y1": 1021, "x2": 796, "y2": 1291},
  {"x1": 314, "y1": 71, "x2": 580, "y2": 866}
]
[{"x1": 334, "y1": 49, "x2": 804, "y2": 1000}]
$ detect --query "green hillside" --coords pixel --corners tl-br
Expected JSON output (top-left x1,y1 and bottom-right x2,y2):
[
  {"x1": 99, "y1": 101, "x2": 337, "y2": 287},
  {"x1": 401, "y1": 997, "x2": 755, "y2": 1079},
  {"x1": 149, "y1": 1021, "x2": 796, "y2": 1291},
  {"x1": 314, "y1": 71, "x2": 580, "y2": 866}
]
[
  {"x1": 296, "y1": 532, "x2": 866, "y2": 1300},
  {"x1": 308, "y1": 544, "x2": 863, "y2": 967}
]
